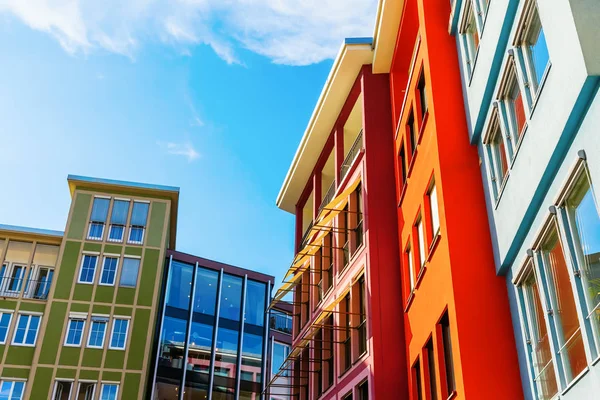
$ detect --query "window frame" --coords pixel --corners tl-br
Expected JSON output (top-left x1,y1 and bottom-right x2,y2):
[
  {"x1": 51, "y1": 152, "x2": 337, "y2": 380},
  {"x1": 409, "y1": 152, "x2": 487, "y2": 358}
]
[
  {"x1": 64, "y1": 316, "x2": 86, "y2": 347},
  {"x1": 76, "y1": 381, "x2": 96, "y2": 400},
  {"x1": 127, "y1": 200, "x2": 150, "y2": 245},
  {"x1": 0, "y1": 311, "x2": 14, "y2": 344},
  {"x1": 99, "y1": 382, "x2": 119, "y2": 400},
  {"x1": 108, "y1": 317, "x2": 130, "y2": 350},
  {"x1": 99, "y1": 255, "x2": 119, "y2": 286},
  {"x1": 0, "y1": 379, "x2": 26, "y2": 400},
  {"x1": 11, "y1": 312, "x2": 41, "y2": 347},
  {"x1": 484, "y1": 109, "x2": 511, "y2": 201},
  {"x1": 108, "y1": 198, "x2": 130, "y2": 243},
  {"x1": 77, "y1": 253, "x2": 99, "y2": 285},
  {"x1": 118, "y1": 256, "x2": 141, "y2": 288},
  {"x1": 426, "y1": 178, "x2": 440, "y2": 243},
  {"x1": 51, "y1": 380, "x2": 74, "y2": 400},
  {"x1": 86, "y1": 316, "x2": 109, "y2": 349},
  {"x1": 87, "y1": 196, "x2": 110, "y2": 241},
  {"x1": 459, "y1": 0, "x2": 480, "y2": 79}
]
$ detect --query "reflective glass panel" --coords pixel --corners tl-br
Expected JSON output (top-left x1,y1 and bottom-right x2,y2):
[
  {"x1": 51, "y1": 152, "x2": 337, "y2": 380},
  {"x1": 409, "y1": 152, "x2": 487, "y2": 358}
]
[
  {"x1": 241, "y1": 332, "x2": 263, "y2": 383},
  {"x1": 193, "y1": 267, "x2": 218, "y2": 315},
  {"x1": 167, "y1": 261, "x2": 193, "y2": 310},
  {"x1": 219, "y1": 275, "x2": 242, "y2": 321},
  {"x1": 244, "y1": 280, "x2": 266, "y2": 326}
]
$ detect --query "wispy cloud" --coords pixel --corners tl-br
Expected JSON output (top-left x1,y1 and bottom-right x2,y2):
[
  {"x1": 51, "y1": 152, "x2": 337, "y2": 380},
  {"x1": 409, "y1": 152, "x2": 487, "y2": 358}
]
[
  {"x1": 0, "y1": 0, "x2": 377, "y2": 66},
  {"x1": 157, "y1": 140, "x2": 200, "y2": 162}
]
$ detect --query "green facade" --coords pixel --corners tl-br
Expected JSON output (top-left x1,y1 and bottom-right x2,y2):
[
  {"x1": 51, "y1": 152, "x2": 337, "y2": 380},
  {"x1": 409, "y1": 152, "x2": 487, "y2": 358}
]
[{"x1": 0, "y1": 176, "x2": 175, "y2": 399}]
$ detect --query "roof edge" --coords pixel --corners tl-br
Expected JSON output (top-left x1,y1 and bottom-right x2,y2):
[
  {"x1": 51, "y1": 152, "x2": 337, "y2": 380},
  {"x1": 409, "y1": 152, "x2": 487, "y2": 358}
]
[{"x1": 0, "y1": 224, "x2": 64, "y2": 238}]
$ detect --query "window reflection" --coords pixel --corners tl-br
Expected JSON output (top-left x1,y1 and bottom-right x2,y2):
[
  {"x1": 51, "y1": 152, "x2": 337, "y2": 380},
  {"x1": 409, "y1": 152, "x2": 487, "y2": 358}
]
[
  {"x1": 241, "y1": 332, "x2": 263, "y2": 384},
  {"x1": 194, "y1": 268, "x2": 218, "y2": 315},
  {"x1": 167, "y1": 261, "x2": 193, "y2": 310},
  {"x1": 220, "y1": 275, "x2": 242, "y2": 321},
  {"x1": 244, "y1": 280, "x2": 266, "y2": 326},
  {"x1": 213, "y1": 326, "x2": 239, "y2": 400}
]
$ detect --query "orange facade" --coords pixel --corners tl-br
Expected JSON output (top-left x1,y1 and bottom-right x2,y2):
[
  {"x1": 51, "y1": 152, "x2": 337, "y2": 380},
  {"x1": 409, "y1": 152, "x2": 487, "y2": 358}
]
[{"x1": 389, "y1": 1, "x2": 523, "y2": 399}]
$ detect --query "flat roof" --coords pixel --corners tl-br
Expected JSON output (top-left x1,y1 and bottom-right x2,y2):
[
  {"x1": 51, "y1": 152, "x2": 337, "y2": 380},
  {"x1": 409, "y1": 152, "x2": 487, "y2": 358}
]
[
  {"x1": 0, "y1": 224, "x2": 63, "y2": 238},
  {"x1": 67, "y1": 175, "x2": 180, "y2": 194},
  {"x1": 276, "y1": 39, "x2": 374, "y2": 213}
]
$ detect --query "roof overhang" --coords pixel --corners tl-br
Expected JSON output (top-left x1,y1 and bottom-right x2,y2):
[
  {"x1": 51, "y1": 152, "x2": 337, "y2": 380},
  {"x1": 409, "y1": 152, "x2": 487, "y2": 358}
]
[
  {"x1": 372, "y1": 0, "x2": 405, "y2": 73},
  {"x1": 276, "y1": 38, "x2": 374, "y2": 214},
  {"x1": 0, "y1": 224, "x2": 63, "y2": 245},
  {"x1": 67, "y1": 175, "x2": 180, "y2": 249}
]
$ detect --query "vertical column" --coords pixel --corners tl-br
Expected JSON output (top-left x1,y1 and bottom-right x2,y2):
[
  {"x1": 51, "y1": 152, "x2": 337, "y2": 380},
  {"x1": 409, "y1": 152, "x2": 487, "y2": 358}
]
[
  {"x1": 207, "y1": 268, "x2": 224, "y2": 400},
  {"x1": 234, "y1": 275, "x2": 248, "y2": 398},
  {"x1": 261, "y1": 280, "x2": 272, "y2": 400},
  {"x1": 179, "y1": 262, "x2": 199, "y2": 400},
  {"x1": 334, "y1": 125, "x2": 345, "y2": 186},
  {"x1": 313, "y1": 172, "x2": 322, "y2": 219},
  {"x1": 150, "y1": 255, "x2": 173, "y2": 399}
]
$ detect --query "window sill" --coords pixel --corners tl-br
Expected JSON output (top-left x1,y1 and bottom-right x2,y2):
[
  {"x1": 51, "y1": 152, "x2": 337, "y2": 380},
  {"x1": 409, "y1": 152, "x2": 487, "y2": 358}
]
[
  {"x1": 98, "y1": 283, "x2": 115, "y2": 287},
  {"x1": 561, "y1": 366, "x2": 589, "y2": 396},
  {"x1": 77, "y1": 281, "x2": 94, "y2": 286},
  {"x1": 414, "y1": 265, "x2": 427, "y2": 290},
  {"x1": 107, "y1": 239, "x2": 123, "y2": 243},
  {"x1": 11, "y1": 343, "x2": 36, "y2": 347},
  {"x1": 417, "y1": 111, "x2": 429, "y2": 145},
  {"x1": 404, "y1": 291, "x2": 416, "y2": 313},
  {"x1": 87, "y1": 237, "x2": 103, "y2": 242},
  {"x1": 493, "y1": 172, "x2": 510, "y2": 210},
  {"x1": 447, "y1": 390, "x2": 458, "y2": 400},
  {"x1": 529, "y1": 62, "x2": 552, "y2": 120},
  {"x1": 63, "y1": 343, "x2": 82, "y2": 348},
  {"x1": 87, "y1": 345, "x2": 104, "y2": 350},
  {"x1": 427, "y1": 232, "x2": 441, "y2": 262},
  {"x1": 467, "y1": 46, "x2": 481, "y2": 87},
  {"x1": 398, "y1": 182, "x2": 408, "y2": 207}
]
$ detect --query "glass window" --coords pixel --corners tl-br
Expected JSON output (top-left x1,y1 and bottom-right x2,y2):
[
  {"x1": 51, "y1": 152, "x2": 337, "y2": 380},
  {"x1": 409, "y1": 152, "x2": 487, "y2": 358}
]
[
  {"x1": 119, "y1": 258, "x2": 140, "y2": 288},
  {"x1": 428, "y1": 182, "x2": 440, "y2": 237},
  {"x1": 12, "y1": 314, "x2": 40, "y2": 345},
  {"x1": 193, "y1": 267, "x2": 219, "y2": 315},
  {"x1": 77, "y1": 382, "x2": 95, "y2": 400},
  {"x1": 87, "y1": 317, "x2": 108, "y2": 348},
  {"x1": 65, "y1": 318, "x2": 85, "y2": 346},
  {"x1": 245, "y1": 280, "x2": 266, "y2": 326},
  {"x1": 128, "y1": 202, "x2": 149, "y2": 244},
  {"x1": 212, "y1": 326, "x2": 239, "y2": 399},
  {"x1": 78, "y1": 255, "x2": 98, "y2": 284},
  {"x1": 506, "y1": 66, "x2": 526, "y2": 141},
  {"x1": 89, "y1": 197, "x2": 110, "y2": 240},
  {"x1": 412, "y1": 359, "x2": 423, "y2": 400},
  {"x1": 406, "y1": 245, "x2": 415, "y2": 292},
  {"x1": 440, "y1": 312, "x2": 456, "y2": 394},
  {"x1": 27, "y1": 267, "x2": 53, "y2": 300},
  {"x1": 0, "y1": 313, "x2": 12, "y2": 344},
  {"x1": 565, "y1": 170, "x2": 600, "y2": 348},
  {"x1": 358, "y1": 276, "x2": 367, "y2": 356},
  {"x1": 539, "y1": 226, "x2": 587, "y2": 382},
  {"x1": 272, "y1": 342, "x2": 290, "y2": 377},
  {"x1": 425, "y1": 338, "x2": 437, "y2": 400},
  {"x1": 220, "y1": 275, "x2": 242, "y2": 321},
  {"x1": 341, "y1": 294, "x2": 352, "y2": 372},
  {"x1": 100, "y1": 257, "x2": 118, "y2": 286},
  {"x1": 399, "y1": 146, "x2": 407, "y2": 187},
  {"x1": 418, "y1": 71, "x2": 428, "y2": 119},
  {"x1": 167, "y1": 261, "x2": 193, "y2": 310},
  {"x1": 489, "y1": 120, "x2": 509, "y2": 197},
  {"x1": 461, "y1": 1, "x2": 479, "y2": 77},
  {"x1": 520, "y1": 268, "x2": 558, "y2": 399},
  {"x1": 100, "y1": 384, "x2": 118, "y2": 400},
  {"x1": 407, "y1": 111, "x2": 417, "y2": 157},
  {"x1": 0, "y1": 380, "x2": 25, "y2": 400},
  {"x1": 110, "y1": 318, "x2": 129, "y2": 349},
  {"x1": 241, "y1": 332, "x2": 263, "y2": 383},
  {"x1": 524, "y1": 3, "x2": 550, "y2": 92},
  {"x1": 157, "y1": 316, "x2": 187, "y2": 370},
  {"x1": 416, "y1": 217, "x2": 426, "y2": 270},
  {"x1": 6, "y1": 265, "x2": 24, "y2": 293},
  {"x1": 358, "y1": 379, "x2": 369, "y2": 400},
  {"x1": 109, "y1": 199, "x2": 129, "y2": 242},
  {"x1": 269, "y1": 310, "x2": 292, "y2": 335},
  {"x1": 52, "y1": 381, "x2": 72, "y2": 400}
]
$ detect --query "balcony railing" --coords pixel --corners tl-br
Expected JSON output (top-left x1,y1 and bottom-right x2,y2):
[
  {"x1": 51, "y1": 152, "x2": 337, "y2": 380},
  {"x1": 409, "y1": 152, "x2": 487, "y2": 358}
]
[
  {"x1": 340, "y1": 129, "x2": 364, "y2": 182},
  {"x1": 270, "y1": 311, "x2": 293, "y2": 335},
  {"x1": 0, "y1": 277, "x2": 53, "y2": 300},
  {"x1": 318, "y1": 181, "x2": 336, "y2": 215},
  {"x1": 300, "y1": 220, "x2": 314, "y2": 248}
]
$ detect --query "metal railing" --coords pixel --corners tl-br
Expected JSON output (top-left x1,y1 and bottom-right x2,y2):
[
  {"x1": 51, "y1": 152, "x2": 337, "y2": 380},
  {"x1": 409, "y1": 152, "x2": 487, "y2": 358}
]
[
  {"x1": 270, "y1": 311, "x2": 293, "y2": 335},
  {"x1": 318, "y1": 181, "x2": 336, "y2": 215},
  {"x1": 300, "y1": 220, "x2": 314, "y2": 247},
  {"x1": 0, "y1": 277, "x2": 53, "y2": 300},
  {"x1": 340, "y1": 129, "x2": 364, "y2": 182}
]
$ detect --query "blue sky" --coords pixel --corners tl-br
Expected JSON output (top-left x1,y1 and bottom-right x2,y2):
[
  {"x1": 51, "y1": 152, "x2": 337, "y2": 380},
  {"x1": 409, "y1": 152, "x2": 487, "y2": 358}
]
[{"x1": 0, "y1": 1, "x2": 377, "y2": 287}]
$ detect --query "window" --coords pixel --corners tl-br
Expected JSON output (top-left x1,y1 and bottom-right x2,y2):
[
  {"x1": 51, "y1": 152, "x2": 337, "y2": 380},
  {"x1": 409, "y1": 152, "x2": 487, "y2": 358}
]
[
  {"x1": 0, "y1": 312, "x2": 12, "y2": 344},
  {"x1": 0, "y1": 380, "x2": 25, "y2": 400},
  {"x1": 519, "y1": 266, "x2": 558, "y2": 399},
  {"x1": 324, "y1": 315, "x2": 334, "y2": 389},
  {"x1": 341, "y1": 206, "x2": 350, "y2": 270},
  {"x1": 341, "y1": 294, "x2": 352, "y2": 373},
  {"x1": 25, "y1": 266, "x2": 53, "y2": 300},
  {"x1": 52, "y1": 381, "x2": 73, "y2": 400},
  {"x1": 517, "y1": 1, "x2": 550, "y2": 98},
  {"x1": 269, "y1": 310, "x2": 292, "y2": 335},
  {"x1": 425, "y1": 338, "x2": 437, "y2": 400},
  {"x1": 65, "y1": 318, "x2": 85, "y2": 346},
  {"x1": 358, "y1": 380, "x2": 369, "y2": 400},
  {"x1": 88, "y1": 197, "x2": 110, "y2": 240},
  {"x1": 108, "y1": 199, "x2": 129, "y2": 242},
  {"x1": 412, "y1": 359, "x2": 423, "y2": 400},
  {"x1": 355, "y1": 185, "x2": 364, "y2": 251},
  {"x1": 128, "y1": 201, "x2": 149, "y2": 244},
  {"x1": 77, "y1": 382, "x2": 95, "y2": 400},
  {"x1": 119, "y1": 257, "x2": 140, "y2": 287},
  {"x1": 563, "y1": 169, "x2": 600, "y2": 349},
  {"x1": 406, "y1": 245, "x2": 415, "y2": 293},
  {"x1": 538, "y1": 224, "x2": 587, "y2": 383},
  {"x1": 499, "y1": 62, "x2": 526, "y2": 145},
  {"x1": 5, "y1": 265, "x2": 25, "y2": 293},
  {"x1": 99, "y1": 257, "x2": 118, "y2": 286},
  {"x1": 460, "y1": 1, "x2": 479, "y2": 77},
  {"x1": 272, "y1": 342, "x2": 291, "y2": 377},
  {"x1": 109, "y1": 318, "x2": 129, "y2": 349},
  {"x1": 399, "y1": 145, "x2": 407, "y2": 188},
  {"x1": 78, "y1": 254, "x2": 98, "y2": 284},
  {"x1": 342, "y1": 392, "x2": 353, "y2": 400},
  {"x1": 407, "y1": 111, "x2": 417, "y2": 157},
  {"x1": 486, "y1": 115, "x2": 510, "y2": 198},
  {"x1": 416, "y1": 216, "x2": 426, "y2": 271},
  {"x1": 100, "y1": 383, "x2": 118, "y2": 400},
  {"x1": 87, "y1": 316, "x2": 108, "y2": 348},
  {"x1": 428, "y1": 181, "x2": 440, "y2": 238},
  {"x1": 440, "y1": 312, "x2": 456, "y2": 394},
  {"x1": 12, "y1": 314, "x2": 40, "y2": 346},
  {"x1": 358, "y1": 276, "x2": 367, "y2": 356},
  {"x1": 417, "y1": 72, "x2": 428, "y2": 120}
]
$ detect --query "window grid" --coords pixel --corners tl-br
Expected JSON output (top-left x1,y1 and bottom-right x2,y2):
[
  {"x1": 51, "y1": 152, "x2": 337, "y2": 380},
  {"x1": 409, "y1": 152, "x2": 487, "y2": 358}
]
[
  {"x1": 12, "y1": 314, "x2": 40, "y2": 346},
  {"x1": 0, "y1": 312, "x2": 13, "y2": 344},
  {"x1": 78, "y1": 255, "x2": 98, "y2": 284},
  {"x1": 109, "y1": 319, "x2": 129, "y2": 350},
  {"x1": 65, "y1": 318, "x2": 86, "y2": 346},
  {"x1": 100, "y1": 257, "x2": 119, "y2": 286},
  {"x1": 0, "y1": 380, "x2": 25, "y2": 400},
  {"x1": 87, "y1": 318, "x2": 108, "y2": 348}
]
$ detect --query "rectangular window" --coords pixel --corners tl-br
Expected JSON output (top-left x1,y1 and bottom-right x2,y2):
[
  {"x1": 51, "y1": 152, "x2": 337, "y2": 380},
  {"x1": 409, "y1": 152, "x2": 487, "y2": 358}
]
[
  {"x1": 412, "y1": 359, "x2": 423, "y2": 400},
  {"x1": 399, "y1": 145, "x2": 407, "y2": 188},
  {"x1": 342, "y1": 294, "x2": 352, "y2": 373},
  {"x1": 501, "y1": 62, "x2": 526, "y2": 144},
  {"x1": 52, "y1": 381, "x2": 73, "y2": 400},
  {"x1": 65, "y1": 318, "x2": 85, "y2": 346},
  {"x1": 487, "y1": 116, "x2": 510, "y2": 198},
  {"x1": 417, "y1": 71, "x2": 428, "y2": 120},
  {"x1": 416, "y1": 217, "x2": 426, "y2": 270},
  {"x1": 12, "y1": 314, "x2": 40, "y2": 346},
  {"x1": 519, "y1": 266, "x2": 558, "y2": 399},
  {"x1": 406, "y1": 245, "x2": 415, "y2": 293},
  {"x1": 109, "y1": 318, "x2": 129, "y2": 350},
  {"x1": 272, "y1": 341, "x2": 291, "y2": 377},
  {"x1": 440, "y1": 312, "x2": 456, "y2": 394},
  {"x1": 358, "y1": 379, "x2": 369, "y2": 400},
  {"x1": 119, "y1": 257, "x2": 140, "y2": 287},
  {"x1": 428, "y1": 182, "x2": 440, "y2": 238},
  {"x1": 460, "y1": 1, "x2": 479, "y2": 77},
  {"x1": 563, "y1": 169, "x2": 600, "y2": 350},
  {"x1": 5, "y1": 265, "x2": 25, "y2": 293},
  {"x1": 87, "y1": 316, "x2": 108, "y2": 348},
  {"x1": 108, "y1": 199, "x2": 129, "y2": 242},
  {"x1": 88, "y1": 197, "x2": 110, "y2": 240},
  {"x1": 99, "y1": 257, "x2": 119, "y2": 286},
  {"x1": 425, "y1": 338, "x2": 437, "y2": 400},
  {"x1": 341, "y1": 206, "x2": 350, "y2": 270},
  {"x1": 78, "y1": 254, "x2": 98, "y2": 284},
  {"x1": 77, "y1": 382, "x2": 95, "y2": 400},
  {"x1": 539, "y1": 225, "x2": 587, "y2": 383},
  {"x1": 342, "y1": 392, "x2": 353, "y2": 400},
  {"x1": 355, "y1": 185, "x2": 364, "y2": 251},
  {"x1": 0, "y1": 312, "x2": 12, "y2": 344},
  {"x1": 407, "y1": 111, "x2": 417, "y2": 157},
  {"x1": 325, "y1": 315, "x2": 334, "y2": 389},
  {"x1": 0, "y1": 380, "x2": 25, "y2": 400},
  {"x1": 358, "y1": 276, "x2": 367, "y2": 356},
  {"x1": 25, "y1": 266, "x2": 53, "y2": 300},
  {"x1": 128, "y1": 201, "x2": 149, "y2": 244},
  {"x1": 100, "y1": 383, "x2": 118, "y2": 400},
  {"x1": 519, "y1": 2, "x2": 550, "y2": 97}
]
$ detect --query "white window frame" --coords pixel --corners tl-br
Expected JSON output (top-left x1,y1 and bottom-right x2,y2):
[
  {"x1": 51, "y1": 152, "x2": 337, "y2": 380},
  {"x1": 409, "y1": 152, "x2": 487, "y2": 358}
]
[
  {"x1": 87, "y1": 195, "x2": 111, "y2": 241},
  {"x1": 484, "y1": 109, "x2": 511, "y2": 201},
  {"x1": 100, "y1": 382, "x2": 120, "y2": 400},
  {"x1": 0, "y1": 310, "x2": 14, "y2": 344},
  {"x1": 127, "y1": 200, "x2": 150, "y2": 245},
  {"x1": 64, "y1": 314, "x2": 87, "y2": 347},
  {"x1": 108, "y1": 317, "x2": 130, "y2": 350},
  {"x1": 86, "y1": 316, "x2": 109, "y2": 349},
  {"x1": 11, "y1": 312, "x2": 42, "y2": 347},
  {"x1": 428, "y1": 181, "x2": 440, "y2": 238},
  {"x1": 0, "y1": 263, "x2": 26, "y2": 296},
  {"x1": 416, "y1": 216, "x2": 426, "y2": 270},
  {"x1": 0, "y1": 379, "x2": 26, "y2": 400},
  {"x1": 77, "y1": 253, "x2": 99, "y2": 285},
  {"x1": 99, "y1": 255, "x2": 120, "y2": 287},
  {"x1": 459, "y1": 0, "x2": 480, "y2": 79},
  {"x1": 271, "y1": 341, "x2": 291, "y2": 378},
  {"x1": 107, "y1": 224, "x2": 125, "y2": 243},
  {"x1": 119, "y1": 256, "x2": 141, "y2": 288},
  {"x1": 51, "y1": 379, "x2": 74, "y2": 400},
  {"x1": 76, "y1": 381, "x2": 96, "y2": 400}
]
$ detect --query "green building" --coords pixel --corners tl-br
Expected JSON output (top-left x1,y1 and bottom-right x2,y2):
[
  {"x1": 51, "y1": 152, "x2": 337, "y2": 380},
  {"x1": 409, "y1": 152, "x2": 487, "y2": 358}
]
[{"x1": 0, "y1": 175, "x2": 178, "y2": 399}]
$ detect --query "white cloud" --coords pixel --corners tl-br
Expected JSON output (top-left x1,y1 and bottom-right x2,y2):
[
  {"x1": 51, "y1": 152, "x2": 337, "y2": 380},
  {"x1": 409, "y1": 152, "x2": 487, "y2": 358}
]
[
  {"x1": 0, "y1": 0, "x2": 377, "y2": 65},
  {"x1": 158, "y1": 140, "x2": 200, "y2": 162}
]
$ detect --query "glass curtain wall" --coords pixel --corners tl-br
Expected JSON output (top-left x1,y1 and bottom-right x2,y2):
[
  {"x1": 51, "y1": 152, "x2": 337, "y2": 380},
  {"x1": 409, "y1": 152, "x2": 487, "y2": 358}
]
[{"x1": 240, "y1": 280, "x2": 267, "y2": 399}]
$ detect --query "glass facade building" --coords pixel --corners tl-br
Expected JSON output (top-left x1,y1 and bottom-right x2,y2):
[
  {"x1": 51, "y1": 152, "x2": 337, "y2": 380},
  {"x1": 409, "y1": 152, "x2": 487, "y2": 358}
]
[{"x1": 151, "y1": 251, "x2": 273, "y2": 400}]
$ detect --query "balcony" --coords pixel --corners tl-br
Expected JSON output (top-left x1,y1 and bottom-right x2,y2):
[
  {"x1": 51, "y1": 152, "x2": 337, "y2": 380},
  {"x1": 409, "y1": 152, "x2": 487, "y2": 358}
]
[
  {"x1": 0, "y1": 276, "x2": 53, "y2": 300},
  {"x1": 340, "y1": 129, "x2": 363, "y2": 182},
  {"x1": 270, "y1": 310, "x2": 293, "y2": 335},
  {"x1": 318, "y1": 181, "x2": 336, "y2": 215}
]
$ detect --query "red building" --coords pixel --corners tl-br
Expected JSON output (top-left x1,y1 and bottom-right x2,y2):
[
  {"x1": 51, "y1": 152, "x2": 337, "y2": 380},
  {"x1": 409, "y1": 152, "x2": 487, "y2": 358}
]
[
  {"x1": 266, "y1": 39, "x2": 408, "y2": 399},
  {"x1": 373, "y1": 0, "x2": 524, "y2": 399}
]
